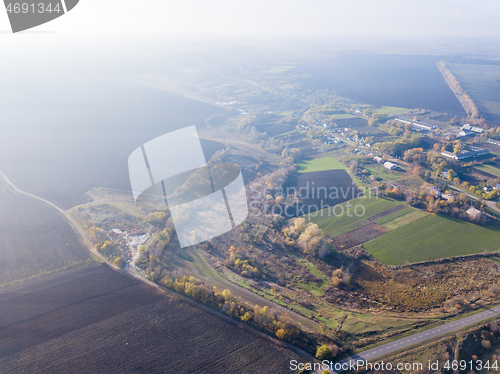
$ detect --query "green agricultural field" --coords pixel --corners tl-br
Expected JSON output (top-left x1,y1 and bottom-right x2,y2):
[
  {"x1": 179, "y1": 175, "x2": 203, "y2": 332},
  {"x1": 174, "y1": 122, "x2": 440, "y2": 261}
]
[
  {"x1": 476, "y1": 163, "x2": 500, "y2": 178},
  {"x1": 352, "y1": 125, "x2": 387, "y2": 136},
  {"x1": 296, "y1": 157, "x2": 345, "y2": 173},
  {"x1": 374, "y1": 206, "x2": 414, "y2": 225},
  {"x1": 374, "y1": 106, "x2": 412, "y2": 115},
  {"x1": 365, "y1": 164, "x2": 404, "y2": 181},
  {"x1": 364, "y1": 214, "x2": 500, "y2": 265},
  {"x1": 395, "y1": 176, "x2": 425, "y2": 189},
  {"x1": 379, "y1": 209, "x2": 427, "y2": 231},
  {"x1": 293, "y1": 257, "x2": 330, "y2": 296},
  {"x1": 307, "y1": 197, "x2": 400, "y2": 237}
]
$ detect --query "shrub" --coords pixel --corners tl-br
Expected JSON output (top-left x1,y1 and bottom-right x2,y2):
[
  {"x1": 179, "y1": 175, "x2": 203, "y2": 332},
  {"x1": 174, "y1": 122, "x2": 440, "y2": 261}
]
[
  {"x1": 331, "y1": 269, "x2": 343, "y2": 287},
  {"x1": 316, "y1": 344, "x2": 333, "y2": 360}
]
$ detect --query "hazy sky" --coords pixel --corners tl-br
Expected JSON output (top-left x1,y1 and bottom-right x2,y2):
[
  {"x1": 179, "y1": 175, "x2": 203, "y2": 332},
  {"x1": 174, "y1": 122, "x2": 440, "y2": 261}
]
[{"x1": 1, "y1": 0, "x2": 500, "y2": 39}]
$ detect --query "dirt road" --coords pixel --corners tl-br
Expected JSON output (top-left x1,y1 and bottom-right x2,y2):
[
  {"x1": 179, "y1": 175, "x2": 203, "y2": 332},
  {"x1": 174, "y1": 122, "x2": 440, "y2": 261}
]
[{"x1": 0, "y1": 168, "x2": 317, "y2": 364}]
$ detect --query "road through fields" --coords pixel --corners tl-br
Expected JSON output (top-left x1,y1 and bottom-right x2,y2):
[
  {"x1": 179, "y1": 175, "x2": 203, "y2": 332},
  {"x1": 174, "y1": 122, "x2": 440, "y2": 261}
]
[{"x1": 317, "y1": 305, "x2": 500, "y2": 373}]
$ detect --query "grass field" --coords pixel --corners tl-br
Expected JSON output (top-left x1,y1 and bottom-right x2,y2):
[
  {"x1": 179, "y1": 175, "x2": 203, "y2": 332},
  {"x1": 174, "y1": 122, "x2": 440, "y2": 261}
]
[
  {"x1": 296, "y1": 157, "x2": 345, "y2": 173},
  {"x1": 304, "y1": 297, "x2": 429, "y2": 337},
  {"x1": 374, "y1": 106, "x2": 412, "y2": 115},
  {"x1": 394, "y1": 176, "x2": 425, "y2": 189},
  {"x1": 307, "y1": 197, "x2": 400, "y2": 237},
  {"x1": 379, "y1": 209, "x2": 427, "y2": 231},
  {"x1": 294, "y1": 258, "x2": 330, "y2": 296},
  {"x1": 374, "y1": 206, "x2": 415, "y2": 225},
  {"x1": 364, "y1": 214, "x2": 500, "y2": 265},
  {"x1": 365, "y1": 164, "x2": 405, "y2": 181},
  {"x1": 476, "y1": 163, "x2": 500, "y2": 178},
  {"x1": 296, "y1": 154, "x2": 369, "y2": 188}
]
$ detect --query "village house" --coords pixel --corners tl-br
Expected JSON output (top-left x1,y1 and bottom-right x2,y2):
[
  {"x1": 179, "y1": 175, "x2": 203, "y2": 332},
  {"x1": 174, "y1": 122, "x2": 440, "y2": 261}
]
[
  {"x1": 440, "y1": 169, "x2": 457, "y2": 179},
  {"x1": 466, "y1": 206, "x2": 484, "y2": 219}
]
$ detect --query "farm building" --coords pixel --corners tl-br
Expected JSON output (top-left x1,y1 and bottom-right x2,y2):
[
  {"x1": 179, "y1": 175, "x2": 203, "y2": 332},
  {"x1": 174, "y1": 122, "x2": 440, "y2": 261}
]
[
  {"x1": 441, "y1": 147, "x2": 490, "y2": 160},
  {"x1": 395, "y1": 118, "x2": 411, "y2": 125},
  {"x1": 441, "y1": 151, "x2": 459, "y2": 159},
  {"x1": 412, "y1": 122, "x2": 436, "y2": 131},
  {"x1": 383, "y1": 161, "x2": 398, "y2": 170},
  {"x1": 395, "y1": 118, "x2": 436, "y2": 130},
  {"x1": 460, "y1": 124, "x2": 483, "y2": 134},
  {"x1": 374, "y1": 156, "x2": 384, "y2": 163}
]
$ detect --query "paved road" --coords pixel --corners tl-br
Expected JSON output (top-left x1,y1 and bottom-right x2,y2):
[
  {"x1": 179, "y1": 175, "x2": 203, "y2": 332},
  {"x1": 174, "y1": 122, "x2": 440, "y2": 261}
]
[
  {"x1": 423, "y1": 177, "x2": 500, "y2": 215},
  {"x1": 448, "y1": 185, "x2": 500, "y2": 214},
  {"x1": 317, "y1": 305, "x2": 500, "y2": 373}
]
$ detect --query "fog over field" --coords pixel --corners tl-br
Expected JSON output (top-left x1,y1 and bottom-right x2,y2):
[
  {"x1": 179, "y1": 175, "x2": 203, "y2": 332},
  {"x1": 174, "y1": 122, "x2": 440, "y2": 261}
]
[
  {"x1": 0, "y1": 53, "x2": 225, "y2": 208},
  {"x1": 3, "y1": 1, "x2": 500, "y2": 374},
  {"x1": 293, "y1": 54, "x2": 466, "y2": 115}
]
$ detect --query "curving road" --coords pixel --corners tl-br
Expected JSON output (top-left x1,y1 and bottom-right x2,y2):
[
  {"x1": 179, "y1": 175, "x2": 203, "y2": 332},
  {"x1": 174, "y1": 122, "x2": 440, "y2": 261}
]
[
  {"x1": 0, "y1": 169, "x2": 318, "y2": 364},
  {"x1": 0, "y1": 169, "x2": 110, "y2": 265},
  {"x1": 317, "y1": 305, "x2": 500, "y2": 373}
]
